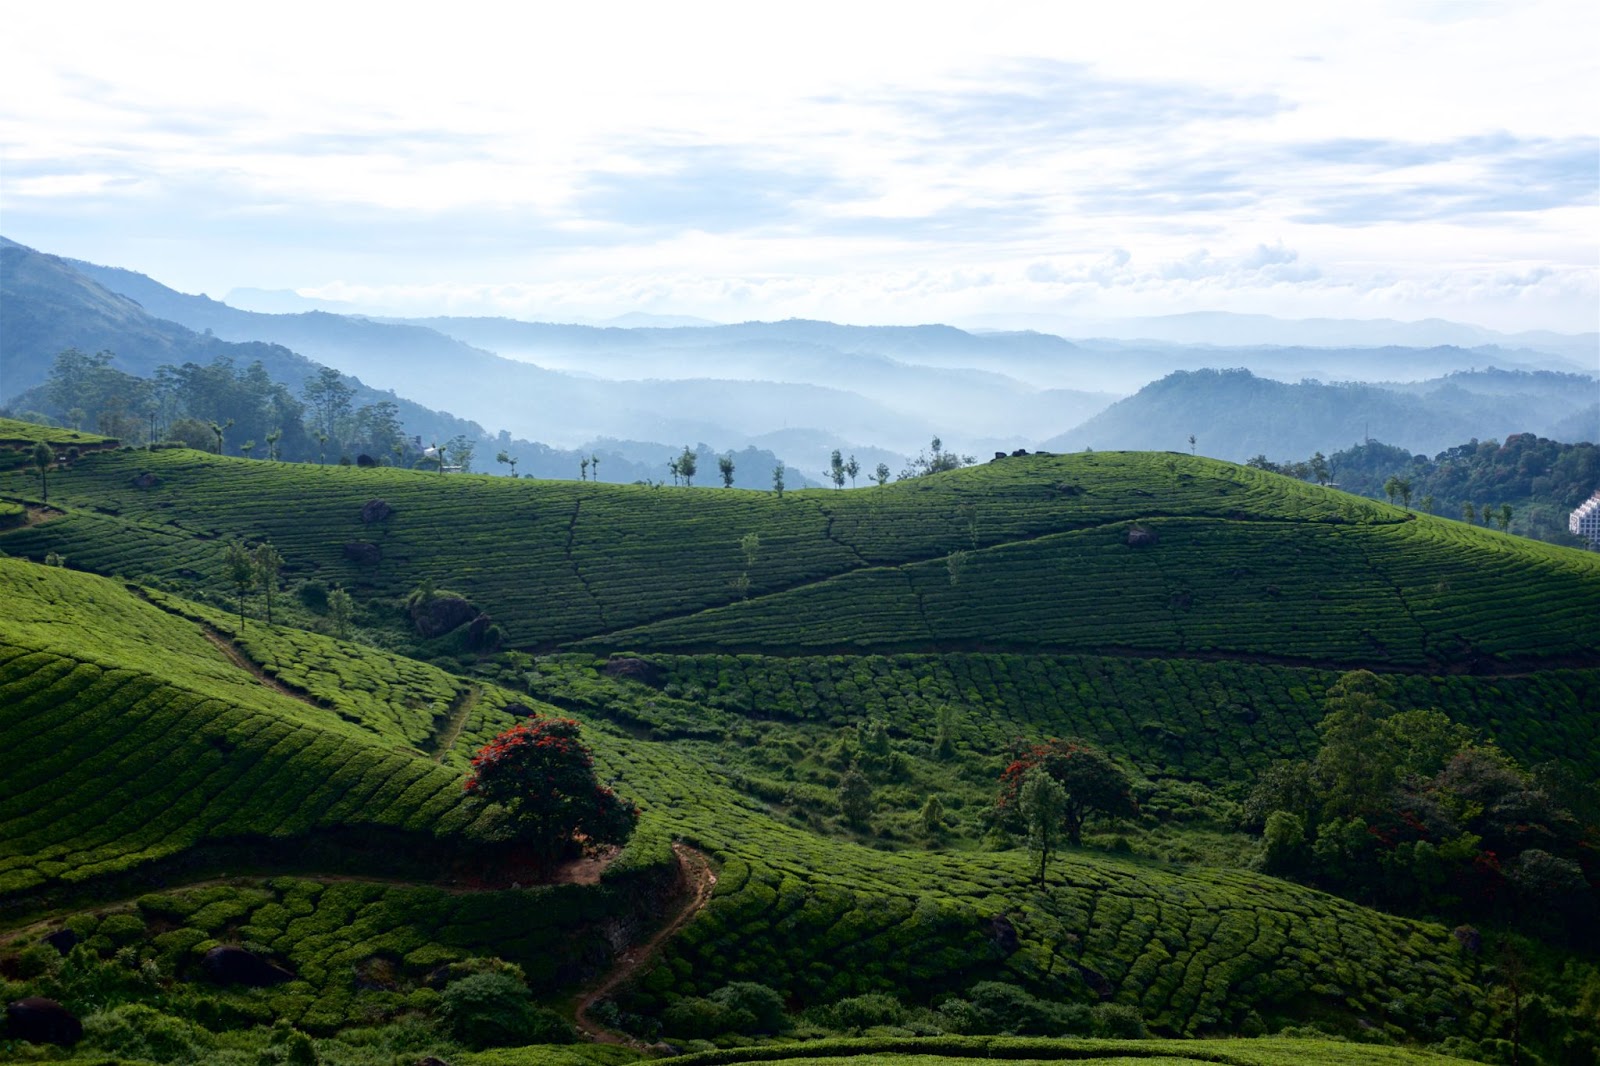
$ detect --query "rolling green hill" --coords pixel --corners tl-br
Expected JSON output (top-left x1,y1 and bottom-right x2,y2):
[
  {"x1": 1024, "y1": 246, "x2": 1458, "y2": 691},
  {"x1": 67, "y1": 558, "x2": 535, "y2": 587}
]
[
  {"x1": 2, "y1": 425, "x2": 1595, "y2": 1062},
  {"x1": 2, "y1": 433, "x2": 1595, "y2": 673}
]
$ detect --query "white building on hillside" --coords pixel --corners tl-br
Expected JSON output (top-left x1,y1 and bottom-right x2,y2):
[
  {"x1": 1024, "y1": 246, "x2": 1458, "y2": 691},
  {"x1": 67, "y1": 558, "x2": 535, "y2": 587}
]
[{"x1": 1571, "y1": 491, "x2": 1600, "y2": 548}]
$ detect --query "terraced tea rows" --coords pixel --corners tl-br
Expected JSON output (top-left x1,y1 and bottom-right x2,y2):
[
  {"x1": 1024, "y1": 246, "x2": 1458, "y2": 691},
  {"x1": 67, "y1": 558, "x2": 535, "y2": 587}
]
[
  {"x1": 5, "y1": 565, "x2": 1494, "y2": 1044},
  {"x1": 590, "y1": 513, "x2": 1600, "y2": 667},
  {"x1": 633, "y1": 653, "x2": 1600, "y2": 780},
  {"x1": 0, "y1": 560, "x2": 494, "y2": 897},
  {"x1": 3, "y1": 444, "x2": 1546, "y2": 664},
  {"x1": 648, "y1": 1036, "x2": 1480, "y2": 1066}
]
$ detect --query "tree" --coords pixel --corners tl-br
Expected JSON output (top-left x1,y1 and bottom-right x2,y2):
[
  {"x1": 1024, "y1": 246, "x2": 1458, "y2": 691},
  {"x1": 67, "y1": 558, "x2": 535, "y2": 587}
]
[
  {"x1": 845, "y1": 454, "x2": 860, "y2": 488},
  {"x1": 740, "y1": 532, "x2": 760, "y2": 569},
  {"x1": 1396, "y1": 477, "x2": 1413, "y2": 509},
  {"x1": 240, "y1": 439, "x2": 256, "y2": 459},
  {"x1": 900, "y1": 436, "x2": 975, "y2": 479},
  {"x1": 253, "y1": 542, "x2": 284, "y2": 625},
  {"x1": 771, "y1": 463, "x2": 785, "y2": 497},
  {"x1": 224, "y1": 540, "x2": 255, "y2": 628},
  {"x1": 1481, "y1": 503, "x2": 1493, "y2": 526},
  {"x1": 327, "y1": 585, "x2": 354, "y2": 639},
  {"x1": 997, "y1": 740, "x2": 1136, "y2": 846},
  {"x1": 1188, "y1": 434, "x2": 1197, "y2": 456},
  {"x1": 1383, "y1": 475, "x2": 1400, "y2": 505},
  {"x1": 464, "y1": 717, "x2": 639, "y2": 867},
  {"x1": 920, "y1": 794, "x2": 945, "y2": 837},
  {"x1": 1020, "y1": 766, "x2": 1068, "y2": 885},
  {"x1": 838, "y1": 766, "x2": 873, "y2": 826},
  {"x1": 1497, "y1": 503, "x2": 1513, "y2": 532},
  {"x1": 1310, "y1": 452, "x2": 1329, "y2": 486},
  {"x1": 210, "y1": 418, "x2": 234, "y2": 455},
  {"x1": 1461, "y1": 500, "x2": 1476, "y2": 523},
  {"x1": 31, "y1": 442, "x2": 53, "y2": 503},
  {"x1": 497, "y1": 450, "x2": 519, "y2": 478},
  {"x1": 302, "y1": 367, "x2": 354, "y2": 443},
  {"x1": 829, "y1": 449, "x2": 846, "y2": 489},
  {"x1": 677, "y1": 446, "x2": 698, "y2": 487},
  {"x1": 874, "y1": 462, "x2": 891, "y2": 487},
  {"x1": 590, "y1": 454, "x2": 600, "y2": 481},
  {"x1": 580, "y1": 455, "x2": 590, "y2": 481},
  {"x1": 1421, "y1": 493, "x2": 1434, "y2": 515},
  {"x1": 719, "y1": 452, "x2": 736, "y2": 488},
  {"x1": 446, "y1": 435, "x2": 476, "y2": 473}
]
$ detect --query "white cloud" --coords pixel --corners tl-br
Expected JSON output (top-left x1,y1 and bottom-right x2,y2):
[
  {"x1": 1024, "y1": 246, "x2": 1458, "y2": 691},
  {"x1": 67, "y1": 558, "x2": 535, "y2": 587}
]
[{"x1": 1, "y1": 0, "x2": 1595, "y2": 332}]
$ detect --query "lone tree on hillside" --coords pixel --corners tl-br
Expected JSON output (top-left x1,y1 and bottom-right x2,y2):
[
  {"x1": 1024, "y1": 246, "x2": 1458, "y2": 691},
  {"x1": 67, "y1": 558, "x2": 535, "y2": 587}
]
[
  {"x1": 224, "y1": 540, "x2": 256, "y2": 628},
  {"x1": 719, "y1": 452, "x2": 737, "y2": 488},
  {"x1": 465, "y1": 717, "x2": 639, "y2": 868},
  {"x1": 677, "y1": 445, "x2": 699, "y2": 486},
  {"x1": 253, "y1": 542, "x2": 284, "y2": 624},
  {"x1": 845, "y1": 454, "x2": 860, "y2": 487},
  {"x1": 829, "y1": 449, "x2": 846, "y2": 489},
  {"x1": 31, "y1": 442, "x2": 53, "y2": 503},
  {"x1": 1020, "y1": 765, "x2": 1068, "y2": 886},
  {"x1": 997, "y1": 739, "x2": 1137, "y2": 846}
]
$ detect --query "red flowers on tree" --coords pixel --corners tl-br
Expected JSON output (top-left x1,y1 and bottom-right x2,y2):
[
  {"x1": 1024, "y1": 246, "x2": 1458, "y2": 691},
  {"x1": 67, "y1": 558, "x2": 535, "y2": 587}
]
[
  {"x1": 464, "y1": 717, "x2": 638, "y2": 865},
  {"x1": 997, "y1": 738, "x2": 1137, "y2": 846}
]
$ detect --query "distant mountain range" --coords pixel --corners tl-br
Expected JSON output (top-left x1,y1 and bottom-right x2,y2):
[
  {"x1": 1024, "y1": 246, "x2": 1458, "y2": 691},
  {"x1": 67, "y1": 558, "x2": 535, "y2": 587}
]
[
  {"x1": 0, "y1": 238, "x2": 811, "y2": 487},
  {"x1": 1043, "y1": 367, "x2": 1599, "y2": 461},
  {"x1": 966, "y1": 310, "x2": 1598, "y2": 365},
  {"x1": 5, "y1": 235, "x2": 1594, "y2": 476}
]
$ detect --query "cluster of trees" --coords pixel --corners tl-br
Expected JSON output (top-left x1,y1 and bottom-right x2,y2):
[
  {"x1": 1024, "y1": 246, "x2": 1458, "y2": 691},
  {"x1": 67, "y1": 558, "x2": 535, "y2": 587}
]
[
  {"x1": 1244, "y1": 671, "x2": 1598, "y2": 940},
  {"x1": 17, "y1": 349, "x2": 426, "y2": 467},
  {"x1": 1247, "y1": 435, "x2": 1600, "y2": 546},
  {"x1": 995, "y1": 739, "x2": 1138, "y2": 884}
]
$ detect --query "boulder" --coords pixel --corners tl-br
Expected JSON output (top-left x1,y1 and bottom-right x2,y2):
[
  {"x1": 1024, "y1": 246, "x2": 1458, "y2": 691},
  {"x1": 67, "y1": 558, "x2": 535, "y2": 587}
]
[
  {"x1": 5, "y1": 997, "x2": 82, "y2": 1045},
  {"x1": 984, "y1": 913, "x2": 1019, "y2": 955},
  {"x1": 201, "y1": 945, "x2": 293, "y2": 987},
  {"x1": 360, "y1": 498, "x2": 394, "y2": 523},
  {"x1": 601, "y1": 657, "x2": 664, "y2": 687},
  {"x1": 410, "y1": 594, "x2": 477, "y2": 638},
  {"x1": 1125, "y1": 524, "x2": 1158, "y2": 547},
  {"x1": 344, "y1": 541, "x2": 382, "y2": 567}
]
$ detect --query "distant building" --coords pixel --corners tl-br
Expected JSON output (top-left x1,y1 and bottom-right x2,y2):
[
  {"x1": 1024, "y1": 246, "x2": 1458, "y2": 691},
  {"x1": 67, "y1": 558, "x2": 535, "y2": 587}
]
[{"x1": 1572, "y1": 491, "x2": 1600, "y2": 548}]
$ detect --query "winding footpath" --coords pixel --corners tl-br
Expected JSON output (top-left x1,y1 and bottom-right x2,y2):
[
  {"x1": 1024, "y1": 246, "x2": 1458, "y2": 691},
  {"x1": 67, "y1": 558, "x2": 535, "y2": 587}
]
[{"x1": 574, "y1": 843, "x2": 718, "y2": 1046}]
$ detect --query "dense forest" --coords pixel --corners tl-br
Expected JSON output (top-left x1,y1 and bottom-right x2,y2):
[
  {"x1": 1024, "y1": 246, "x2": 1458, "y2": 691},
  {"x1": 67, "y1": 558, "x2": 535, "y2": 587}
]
[{"x1": 1246, "y1": 434, "x2": 1600, "y2": 547}]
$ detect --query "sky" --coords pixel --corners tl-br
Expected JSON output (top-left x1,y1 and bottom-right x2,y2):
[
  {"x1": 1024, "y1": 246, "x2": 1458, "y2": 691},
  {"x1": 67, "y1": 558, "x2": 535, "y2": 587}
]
[{"x1": 2, "y1": 0, "x2": 1597, "y2": 333}]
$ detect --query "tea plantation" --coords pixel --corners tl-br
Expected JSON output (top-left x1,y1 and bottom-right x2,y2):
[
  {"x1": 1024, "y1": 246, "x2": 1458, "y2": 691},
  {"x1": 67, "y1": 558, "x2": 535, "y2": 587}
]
[{"x1": 1, "y1": 423, "x2": 1595, "y2": 1064}]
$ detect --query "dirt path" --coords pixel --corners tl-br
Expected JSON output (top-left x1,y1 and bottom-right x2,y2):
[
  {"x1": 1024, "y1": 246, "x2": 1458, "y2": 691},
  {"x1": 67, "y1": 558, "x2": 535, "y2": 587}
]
[
  {"x1": 574, "y1": 843, "x2": 717, "y2": 1046},
  {"x1": 199, "y1": 628, "x2": 323, "y2": 706},
  {"x1": 428, "y1": 685, "x2": 481, "y2": 762}
]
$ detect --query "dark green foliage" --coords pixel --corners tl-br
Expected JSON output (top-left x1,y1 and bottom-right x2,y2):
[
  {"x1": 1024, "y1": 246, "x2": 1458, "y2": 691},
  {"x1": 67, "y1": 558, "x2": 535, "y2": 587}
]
[{"x1": 440, "y1": 971, "x2": 542, "y2": 1048}]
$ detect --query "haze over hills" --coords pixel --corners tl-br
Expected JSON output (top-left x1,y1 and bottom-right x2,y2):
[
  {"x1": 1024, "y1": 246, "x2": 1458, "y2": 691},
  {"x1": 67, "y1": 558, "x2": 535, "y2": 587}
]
[
  {"x1": 7, "y1": 235, "x2": 1597, "y2": 485},
  {"x1": 1045, "y1": 367, "x2": 1599, "y2": 462}
]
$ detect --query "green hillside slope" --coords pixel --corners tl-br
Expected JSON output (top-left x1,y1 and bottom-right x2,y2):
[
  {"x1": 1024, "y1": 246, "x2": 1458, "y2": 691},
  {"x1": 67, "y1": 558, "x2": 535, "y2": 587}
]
[
  {"x1": 3, "y1": 440, "x2": 1595, "y2": 670},
  {"x1": 0, "y1": 559, "x2": 495, "y2": 898}
]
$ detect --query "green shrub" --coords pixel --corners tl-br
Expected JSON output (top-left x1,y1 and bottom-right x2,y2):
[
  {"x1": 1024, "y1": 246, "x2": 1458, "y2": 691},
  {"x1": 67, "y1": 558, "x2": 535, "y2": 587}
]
[
  {"x1": 83, "y1": 1003, "x2": 214, "y2": 1062},
  {"x1": 822, "y1": 992, "x2": 905, "y2": 1030},
  {"x1": 1091, "y1": 1002, "x2": 1147, "y2": 1038},
  {"x1": 438, "y1": 971, "x2": 542, "y2": 1049},
  {"x1": 709, "y1": 982, "x2": 787, "y2": 1034}
]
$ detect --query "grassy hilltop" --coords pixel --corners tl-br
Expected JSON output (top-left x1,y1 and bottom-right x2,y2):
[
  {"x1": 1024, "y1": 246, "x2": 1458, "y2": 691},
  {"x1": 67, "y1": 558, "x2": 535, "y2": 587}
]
[
  {"x1": 1, "y1": 427, "x2": 1595, "y2": 667},
  {"x1": 0, "y1": 419, "x2": 1594, "y2": 1063}
]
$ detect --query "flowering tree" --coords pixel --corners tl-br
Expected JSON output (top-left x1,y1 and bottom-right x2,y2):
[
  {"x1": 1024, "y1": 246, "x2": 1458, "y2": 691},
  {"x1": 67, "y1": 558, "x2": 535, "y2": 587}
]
[
  {"x1": 465, "y1": 717, "x2": 638, "y2": 866},
  {"x1": 997, "y1": 739, "x2": 1136, "y2": 846}
]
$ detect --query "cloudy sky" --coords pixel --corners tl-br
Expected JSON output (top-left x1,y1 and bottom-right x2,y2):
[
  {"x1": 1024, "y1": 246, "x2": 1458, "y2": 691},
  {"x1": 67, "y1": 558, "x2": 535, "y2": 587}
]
[{"x1": 3, "y1": 1, "x2": 1596, "y2": 332}]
